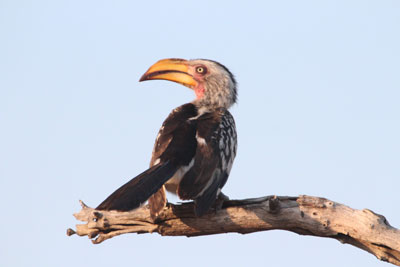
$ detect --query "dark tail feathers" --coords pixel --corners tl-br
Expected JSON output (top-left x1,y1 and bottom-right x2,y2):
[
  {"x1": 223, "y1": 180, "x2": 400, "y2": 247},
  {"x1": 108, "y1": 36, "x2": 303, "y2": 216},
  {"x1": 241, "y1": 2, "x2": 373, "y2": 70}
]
[{"x1": 96, "y1": 161, "x2": 177, "y2": 211}]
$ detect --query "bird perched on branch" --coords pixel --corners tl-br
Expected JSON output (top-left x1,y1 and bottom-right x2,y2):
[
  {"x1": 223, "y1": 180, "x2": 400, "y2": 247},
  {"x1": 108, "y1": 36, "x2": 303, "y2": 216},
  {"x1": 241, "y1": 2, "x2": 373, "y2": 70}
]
[{"x1": 96, "y1": 58, "x2": 238, "y2": 218}]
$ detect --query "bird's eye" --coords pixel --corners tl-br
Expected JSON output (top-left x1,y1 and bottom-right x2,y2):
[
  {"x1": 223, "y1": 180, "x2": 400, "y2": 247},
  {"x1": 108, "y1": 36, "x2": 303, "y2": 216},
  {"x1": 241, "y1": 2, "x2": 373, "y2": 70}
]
[{"x1": 196, "y1": 66, "x2": 207, "y2": 74}]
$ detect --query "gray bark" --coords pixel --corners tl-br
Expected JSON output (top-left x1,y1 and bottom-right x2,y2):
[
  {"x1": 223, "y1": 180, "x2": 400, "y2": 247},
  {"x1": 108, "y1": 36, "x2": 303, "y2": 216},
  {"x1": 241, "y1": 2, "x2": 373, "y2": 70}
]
[{"x1": 67, "y1": 195, "x2": 400, "y2": 266}]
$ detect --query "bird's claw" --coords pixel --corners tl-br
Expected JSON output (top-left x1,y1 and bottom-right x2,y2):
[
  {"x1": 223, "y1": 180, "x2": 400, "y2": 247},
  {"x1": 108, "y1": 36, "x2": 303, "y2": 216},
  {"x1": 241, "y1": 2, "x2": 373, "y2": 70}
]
[{"x1": 213, "y1": 192, "x2": 229, "y2": 214}]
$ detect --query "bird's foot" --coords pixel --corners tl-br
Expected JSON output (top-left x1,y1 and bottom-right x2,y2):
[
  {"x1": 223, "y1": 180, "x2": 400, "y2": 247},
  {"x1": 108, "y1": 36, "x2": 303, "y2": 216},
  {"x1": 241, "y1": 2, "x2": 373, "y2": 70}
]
[
  {"x1": 149, "y1": 202, "x2": 171, "y2": 223},
  {"x1": 213, "y1": 192, "x2": 229, "y2": 214}
]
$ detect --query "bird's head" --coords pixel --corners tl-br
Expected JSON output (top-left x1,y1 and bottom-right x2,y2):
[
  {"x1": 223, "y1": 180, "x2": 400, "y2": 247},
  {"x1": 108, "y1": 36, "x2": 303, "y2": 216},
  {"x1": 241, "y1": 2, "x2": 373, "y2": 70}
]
[{"x1": 140, "y1": 58, "x2": 237, "y2": 110}]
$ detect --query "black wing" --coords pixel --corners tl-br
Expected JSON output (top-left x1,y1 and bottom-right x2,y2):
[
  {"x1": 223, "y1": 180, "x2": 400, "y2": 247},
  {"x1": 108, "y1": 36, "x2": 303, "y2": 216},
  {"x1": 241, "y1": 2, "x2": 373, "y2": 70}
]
[
  {"x1": 97, "y1": 103, "x2": 198, "y2": 213},
  {"x1": 178, "y1": 110, "x2": 237, "y2": 216}
]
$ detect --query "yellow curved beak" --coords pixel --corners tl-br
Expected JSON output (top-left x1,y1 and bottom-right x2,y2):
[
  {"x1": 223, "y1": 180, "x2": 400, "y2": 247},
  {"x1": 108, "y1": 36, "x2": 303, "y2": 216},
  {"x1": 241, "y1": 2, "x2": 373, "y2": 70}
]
[{"x1": 139, "y1": 58, "x2": 197, "y2": 89}]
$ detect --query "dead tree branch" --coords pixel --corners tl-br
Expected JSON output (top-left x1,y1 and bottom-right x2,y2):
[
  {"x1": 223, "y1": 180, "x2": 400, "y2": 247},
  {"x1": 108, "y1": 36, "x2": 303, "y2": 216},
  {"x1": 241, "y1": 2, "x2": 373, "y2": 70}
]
[{"x1": 67, "y1": 195, "x2": 400, "y2": 266}]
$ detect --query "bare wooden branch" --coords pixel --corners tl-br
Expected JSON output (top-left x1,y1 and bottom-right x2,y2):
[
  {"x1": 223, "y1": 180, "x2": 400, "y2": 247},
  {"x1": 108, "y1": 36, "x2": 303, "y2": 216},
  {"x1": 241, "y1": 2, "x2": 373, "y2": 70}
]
[{"x1": 67, "y1": 195, "x2": 400, "y2": 266}]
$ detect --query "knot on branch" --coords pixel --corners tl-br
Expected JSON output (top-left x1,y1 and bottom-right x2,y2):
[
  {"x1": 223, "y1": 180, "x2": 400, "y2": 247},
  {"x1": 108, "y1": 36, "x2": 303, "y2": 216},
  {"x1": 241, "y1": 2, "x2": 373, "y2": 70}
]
[{"x1": 267, "y1": 195, "x2": 280, "y2": 214}]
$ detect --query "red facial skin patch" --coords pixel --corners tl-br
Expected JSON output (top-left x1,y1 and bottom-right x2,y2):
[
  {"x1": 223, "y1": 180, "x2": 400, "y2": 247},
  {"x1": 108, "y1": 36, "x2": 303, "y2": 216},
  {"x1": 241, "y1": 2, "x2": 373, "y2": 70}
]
[{"x1": 195, "y1": 86, "x2": 205, "y2": 99}]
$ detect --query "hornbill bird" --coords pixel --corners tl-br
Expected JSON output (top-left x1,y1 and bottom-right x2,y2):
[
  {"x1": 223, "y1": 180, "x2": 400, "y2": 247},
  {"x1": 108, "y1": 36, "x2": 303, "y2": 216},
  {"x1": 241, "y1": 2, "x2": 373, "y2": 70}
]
[{"x1": 96, "y1": 58, "x2": 237, "y2": 218}]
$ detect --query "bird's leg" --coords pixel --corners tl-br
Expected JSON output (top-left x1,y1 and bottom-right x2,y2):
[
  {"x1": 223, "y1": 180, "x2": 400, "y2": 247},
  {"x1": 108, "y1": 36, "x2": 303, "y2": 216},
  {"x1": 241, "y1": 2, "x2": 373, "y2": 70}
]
[{"x1": 213, "y1": 192, "x2": 230, "y2": 213}]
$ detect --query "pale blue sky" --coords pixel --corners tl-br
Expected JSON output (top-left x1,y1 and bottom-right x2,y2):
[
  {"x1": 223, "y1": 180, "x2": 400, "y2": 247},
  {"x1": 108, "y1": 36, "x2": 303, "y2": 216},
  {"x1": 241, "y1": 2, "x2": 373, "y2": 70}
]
[{"x1": 1, "y1": 1, "x2": 399, "y2": 266}]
